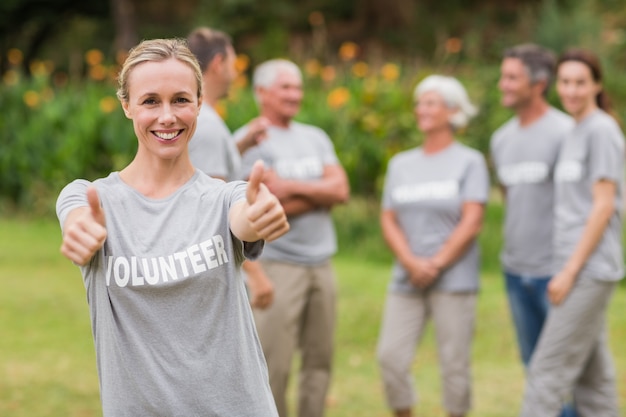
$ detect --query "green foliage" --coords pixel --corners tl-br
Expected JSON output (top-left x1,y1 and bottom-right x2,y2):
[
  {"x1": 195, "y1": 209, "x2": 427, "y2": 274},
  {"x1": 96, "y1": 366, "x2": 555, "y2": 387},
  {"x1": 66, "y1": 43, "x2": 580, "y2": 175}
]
[{"x1": 0, "y1": 72, "x2": 134, "y2": 214}]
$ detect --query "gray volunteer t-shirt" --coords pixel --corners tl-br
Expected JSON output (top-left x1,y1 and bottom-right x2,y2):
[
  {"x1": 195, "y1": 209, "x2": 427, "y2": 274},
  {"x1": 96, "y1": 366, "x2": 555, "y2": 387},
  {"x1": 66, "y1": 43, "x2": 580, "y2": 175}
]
[
  {"x1": 236, "y1": 121, "x2": 340, "y2": 265},
  {"x1": 490, "y1": 107, "x2": 574, "y2": 276},
  {"x1": 188, "y1": 103, "x2": 241, "y2": 181},
  {"x1": 554, "y1": 109, "x2": 625, "y2": 282},
  {"x1": 56, "y1": 172, "x2": 278, "y2": 417},
  {"x1": 382, "y1": 142, "x2": 490, "y2": 293}
]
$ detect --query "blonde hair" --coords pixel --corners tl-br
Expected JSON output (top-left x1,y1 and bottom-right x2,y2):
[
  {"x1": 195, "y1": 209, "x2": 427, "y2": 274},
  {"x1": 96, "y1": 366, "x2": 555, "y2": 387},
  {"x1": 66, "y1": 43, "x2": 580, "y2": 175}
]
[
  {"x1": 116, "y1": 38, "x2": 202, "y2": 103},
  {"x1": 414, "y1": 75, "x2": 478, "y2": 130}
]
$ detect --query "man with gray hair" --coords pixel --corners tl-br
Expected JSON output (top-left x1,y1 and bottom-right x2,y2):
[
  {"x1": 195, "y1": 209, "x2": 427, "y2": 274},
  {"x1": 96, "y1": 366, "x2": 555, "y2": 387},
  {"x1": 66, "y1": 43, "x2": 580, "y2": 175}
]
[
  {"x1": 489, "y1": 44, "x2": 576, "y2": 417},
  {"x1": 235, "y1": 58, "x2": 350, "y2": 417}
]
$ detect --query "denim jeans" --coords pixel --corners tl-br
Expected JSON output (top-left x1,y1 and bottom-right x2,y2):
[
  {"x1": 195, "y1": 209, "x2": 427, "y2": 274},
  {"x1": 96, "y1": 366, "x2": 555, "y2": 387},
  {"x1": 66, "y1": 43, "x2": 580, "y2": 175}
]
[{"x1": 504, "y1": 271, "x2": 577, "y2": 417}]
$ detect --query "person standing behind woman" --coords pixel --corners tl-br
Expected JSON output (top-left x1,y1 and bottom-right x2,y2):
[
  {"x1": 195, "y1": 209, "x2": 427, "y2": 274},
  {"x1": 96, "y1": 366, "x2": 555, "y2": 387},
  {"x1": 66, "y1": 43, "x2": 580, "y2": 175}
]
[
  {"x1": 377, "y1": 75, "x2": 489, "y2": 417},
  {"x1": 186, "y1": 27, "x2": 274, "y2": 310},
  {"x1": 520, "y1": 49, "x2": 624, "y2": 417}
]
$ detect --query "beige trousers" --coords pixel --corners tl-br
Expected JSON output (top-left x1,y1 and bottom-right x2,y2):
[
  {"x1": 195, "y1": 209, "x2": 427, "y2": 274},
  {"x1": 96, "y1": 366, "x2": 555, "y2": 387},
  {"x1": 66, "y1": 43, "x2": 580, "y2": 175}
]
[
  {"x1": 520, "y1": 278, "x2": 619, "y2": 417},
  {"x1": 377, "y1": 291, "x2": 476, "y2": 415},
  {"x1": 253, "y1": 260, "x2": 337, "y2": 417}
]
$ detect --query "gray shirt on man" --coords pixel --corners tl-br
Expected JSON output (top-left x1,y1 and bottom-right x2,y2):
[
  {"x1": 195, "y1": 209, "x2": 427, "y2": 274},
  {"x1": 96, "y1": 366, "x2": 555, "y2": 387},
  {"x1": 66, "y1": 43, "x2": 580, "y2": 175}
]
[
  {"x1": 188, "y1": 103, "x2": 241, "y2": 181},
  {"x1": 236, "y1": 121, "x2": 340, "y2": 265},
  {"x1": 56, "y1": 172, "x2": 277, "y2": 417},
  {"x1": 382, "y1": 142, "x2": 489, "y2": 293},
  {"x1": 554, "y1": 109, "x2": 625, "y2": 282},
  {"x1": 490, "y1": 107, "x2": 574, "y2": 276}
]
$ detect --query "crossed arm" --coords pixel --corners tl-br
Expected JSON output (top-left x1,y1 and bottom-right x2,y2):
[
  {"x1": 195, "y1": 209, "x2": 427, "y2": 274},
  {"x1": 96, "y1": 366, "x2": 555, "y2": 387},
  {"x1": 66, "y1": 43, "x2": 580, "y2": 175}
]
[{"x1": 262, "y1": 164, "x2": 350, "y2": 216}]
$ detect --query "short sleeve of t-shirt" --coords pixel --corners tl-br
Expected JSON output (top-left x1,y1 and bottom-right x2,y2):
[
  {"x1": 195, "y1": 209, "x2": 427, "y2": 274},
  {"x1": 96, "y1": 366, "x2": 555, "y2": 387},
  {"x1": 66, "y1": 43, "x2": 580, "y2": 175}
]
[
  {"x1": 587, "y1": 121, "x2": 624, "y2": 184},
  {"x1": 311, "y1": 126, "x2": 339, "y2": 166},
  {"x1": 56, "y1": 179, "x2": 91, "y2": 230},
  {"x1": 56, "y1": 175, "x2": 262, "y2": 261},
  {"x1": 381, "y1": 159, "x2": 397, "y2": 210},
  {"x1": 461, "y1": 153, "x2": 490, "y2": 203}
]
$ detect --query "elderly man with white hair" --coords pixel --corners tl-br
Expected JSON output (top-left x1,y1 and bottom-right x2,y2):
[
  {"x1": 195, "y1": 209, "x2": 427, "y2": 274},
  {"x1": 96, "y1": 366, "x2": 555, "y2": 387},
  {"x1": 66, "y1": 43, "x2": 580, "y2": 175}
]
[
  {"x1": 234, "y1": 58, "x2": 350, "y2": 417},
  {"x1": 376, "y1": 74, "x2": 489, "y2": 417}
]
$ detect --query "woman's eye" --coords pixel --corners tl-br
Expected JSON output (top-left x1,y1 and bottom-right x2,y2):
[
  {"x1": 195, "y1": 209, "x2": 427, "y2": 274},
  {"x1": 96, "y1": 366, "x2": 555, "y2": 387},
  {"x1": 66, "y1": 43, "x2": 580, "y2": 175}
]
[
  {"x1": 175, "y1": 97, "x2": 190, "y2": 103},
  {"x1": 142, "y1": 98, "x2": 157, "y2": 105}
]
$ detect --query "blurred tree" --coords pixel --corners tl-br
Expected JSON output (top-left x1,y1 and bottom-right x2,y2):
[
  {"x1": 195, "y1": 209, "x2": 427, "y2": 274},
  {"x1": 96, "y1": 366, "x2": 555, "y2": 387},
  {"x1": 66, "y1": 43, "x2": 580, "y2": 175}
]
[
  {"x1": 111, "y1": 0, "x2": 138, "y2": 53},
  {"x1": 0, "y1": 0, "x2": 109, "y2": 75}
]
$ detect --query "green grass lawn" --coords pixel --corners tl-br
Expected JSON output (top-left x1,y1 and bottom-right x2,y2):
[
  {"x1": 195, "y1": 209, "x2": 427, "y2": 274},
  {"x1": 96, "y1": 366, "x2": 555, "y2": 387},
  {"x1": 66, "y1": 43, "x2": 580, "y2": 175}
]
[{"x1": 1, "y1": 217, "x2": 624, "y2": 417}]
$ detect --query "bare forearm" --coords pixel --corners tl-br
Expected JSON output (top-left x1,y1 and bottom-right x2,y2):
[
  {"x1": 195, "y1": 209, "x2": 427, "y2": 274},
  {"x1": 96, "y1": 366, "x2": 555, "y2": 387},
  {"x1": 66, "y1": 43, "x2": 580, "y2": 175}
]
[
  {"x1": 280, "y1": 197, "x2": 319, "y2": 216},
  {"x1": 432, "y1": 220, "x2": 481, "y2": 269},
  {"x1": 381, "y1": 211, "x2": 414, "y2": 267},
  {"x1": 563, "y1": 201, "x2": 613, "y2": 275}
]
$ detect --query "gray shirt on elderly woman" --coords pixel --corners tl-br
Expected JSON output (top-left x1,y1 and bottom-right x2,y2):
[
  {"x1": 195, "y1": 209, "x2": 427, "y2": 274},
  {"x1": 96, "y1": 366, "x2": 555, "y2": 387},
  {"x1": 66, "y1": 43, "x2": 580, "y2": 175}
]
[{"x1": 382, "y1": 142, "x2": 489, "y2": 294}]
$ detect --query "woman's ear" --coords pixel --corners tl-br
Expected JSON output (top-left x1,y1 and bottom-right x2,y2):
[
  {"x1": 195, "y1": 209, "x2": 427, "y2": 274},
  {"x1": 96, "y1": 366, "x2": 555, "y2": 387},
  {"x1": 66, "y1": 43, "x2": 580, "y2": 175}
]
[{"x1": 120, "y1": 100, "x2": 132, "y2": 119}]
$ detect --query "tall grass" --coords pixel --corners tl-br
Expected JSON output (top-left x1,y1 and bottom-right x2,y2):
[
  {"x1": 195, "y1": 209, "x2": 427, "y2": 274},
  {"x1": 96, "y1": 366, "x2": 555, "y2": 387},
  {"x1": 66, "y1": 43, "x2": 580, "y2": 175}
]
[{"x1": 1, "y1": 210, "x2": 625, "y2": 416}]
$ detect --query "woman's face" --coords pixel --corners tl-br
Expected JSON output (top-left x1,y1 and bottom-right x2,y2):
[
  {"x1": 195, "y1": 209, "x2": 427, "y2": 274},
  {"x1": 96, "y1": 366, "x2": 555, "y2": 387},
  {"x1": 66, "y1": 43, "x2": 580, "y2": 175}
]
[
  {"x1": 121, "y1": 58, "x2": 201, "y2": 161},
  {"x1": 556, "y1": 60, "x2": 600, "y2": 120},
  {"x1": 414, "y1": 90, "x2": 453, "y2": 134}
]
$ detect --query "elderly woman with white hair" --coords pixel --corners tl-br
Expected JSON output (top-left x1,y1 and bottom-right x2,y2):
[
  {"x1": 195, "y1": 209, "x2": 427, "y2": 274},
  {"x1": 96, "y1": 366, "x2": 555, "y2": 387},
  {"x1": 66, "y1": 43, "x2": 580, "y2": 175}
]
[{"x1": 376, "y1": 75, "x2": 489, "y2": 417}]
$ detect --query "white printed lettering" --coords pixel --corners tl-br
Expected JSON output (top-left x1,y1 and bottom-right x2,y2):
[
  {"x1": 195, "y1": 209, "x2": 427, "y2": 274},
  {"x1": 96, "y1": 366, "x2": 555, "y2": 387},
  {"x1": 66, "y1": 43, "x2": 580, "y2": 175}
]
[
  {"x1": 392, "y1": 180, "x2": 459, "y2": 204},
  {"x1": 187, "y1": 244, "x2": 207, "y2": 274},
  {"x1": 142, "y1": 257, "x2": 159, "y2": 285},
  {"x1": 158, "y1": 255, "x2": 177, "y2": 282},
  {"x1": 105, "y1": 234, "x2": 230, "y2": 287},
  {"x1": 131, "y1": 257, "x2": 144, "y2": 286},
  {"x1": 174, "y1": 251, "x2": 190, "y2": 276},
  {"x1": 114, "y1": 257, "x2": 130, "y2": 287},
  {"x1": 555, "y1": 160, "x2": 584, "y2": 182},
  {"x1": 498, "y1": 162, "x2": 549, "y2": 185}
]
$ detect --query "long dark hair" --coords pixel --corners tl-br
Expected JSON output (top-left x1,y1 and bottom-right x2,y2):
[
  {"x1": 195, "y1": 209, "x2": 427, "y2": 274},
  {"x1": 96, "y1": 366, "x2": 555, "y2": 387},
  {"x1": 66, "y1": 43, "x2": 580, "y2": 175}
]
[{"x1": 557, "y1": 48, "x2": 617, "y2": 120}]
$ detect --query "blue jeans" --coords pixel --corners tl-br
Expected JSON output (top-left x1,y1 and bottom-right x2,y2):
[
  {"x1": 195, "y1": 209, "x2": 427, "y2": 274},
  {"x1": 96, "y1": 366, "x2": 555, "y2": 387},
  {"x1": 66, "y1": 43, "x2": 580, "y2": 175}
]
[{"x1": 504, "y1": 271, "x2": 577, "y2": 417}]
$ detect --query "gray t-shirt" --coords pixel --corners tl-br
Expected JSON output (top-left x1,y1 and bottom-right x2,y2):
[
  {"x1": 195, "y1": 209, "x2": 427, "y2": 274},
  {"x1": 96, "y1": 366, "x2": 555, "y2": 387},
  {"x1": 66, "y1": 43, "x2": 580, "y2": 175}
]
[
  {"x1": 490, "y1": 108, "x2": 574, "y2": 276},
  {"x1": 554, "y1": 109, "x2": 625, "y2": 282},
  {"x1": 188, "y1": 104, "x2": 241, "y2": 181},
  {"x1": 236, "y1": 121, "x2": 340, "y2": 265},
  {"x1": 56, "y1": 172, "x2": 278, "y2": 417},
  {"x1": 382, "y1": 142, "x2": 490, "y2": 293}
]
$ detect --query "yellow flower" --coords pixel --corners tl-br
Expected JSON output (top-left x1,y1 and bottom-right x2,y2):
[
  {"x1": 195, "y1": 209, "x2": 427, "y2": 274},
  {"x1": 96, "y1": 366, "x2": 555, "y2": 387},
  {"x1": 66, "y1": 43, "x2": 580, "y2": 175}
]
[
  {"x1": 233, "y1": 74, "x2": 248, "y2": 89},
  {"x1": 321, "y1": 65, "x2": 336, "y2": 82},
  {"x1": 351, "y1": 61, "x2": 368, "y2": 78},
  {"x1": 89, "y1": 65, "x2": 107, "y2": 81},
  {"x1": 339, "y1": 42, "x2": 359, "y2": 62},
  {"x1": 235, "y1": 54, "x2": 250, "y2": 74},
  {"x1": 362, "y1": 112, "x2": 381, "y2": 132},
  {"x1": 327, "y1": 87, "x2": 350, "y2": 109},
  {"x1": 116, "y1": 50, "x2": 129, "y2": 66},
  {"x1": 7, "y1": 48, "x2": 23, "y2": 66},
  {"x1": 99, "y1": 96, "x2": 118, "y2": 113},
  {"x1": 380, "y1": 63, "x2": 400, "y2": 81},
  {"x1": 85, "y1": 49, "x2": 104, "y2": 66},
  {"x1": 3, "y1": 70, "x2": 19, "y2": 86},
  {"x1": 23, "y1": 90, "x2": 40, "y2": 108},
  {"x1": 214, "y1": 101, "x2": 227, "y2": 119},
  {"x1": 304, "y1": 59, "x2": 321, "y2": 77},
  {"x1": 29, "y1": 60, "x2": 49, "y2": 77},
  {"x1": 445, "y1": 37, "x2": 462, "y2": 54}
]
